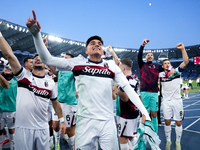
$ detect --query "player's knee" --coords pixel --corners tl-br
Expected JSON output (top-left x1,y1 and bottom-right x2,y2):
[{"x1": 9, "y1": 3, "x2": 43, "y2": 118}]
[
  {"x1": 175, "y1": 121, "x2": 182, "y2": 126},
  {"x1": 165, "y1": 120, "x2": 171, "y2": 126}
]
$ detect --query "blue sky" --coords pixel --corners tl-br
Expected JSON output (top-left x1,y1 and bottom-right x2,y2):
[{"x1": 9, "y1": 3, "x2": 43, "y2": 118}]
[{"x1": 0, "y1": 0, "x2": 199, "y2": 49}]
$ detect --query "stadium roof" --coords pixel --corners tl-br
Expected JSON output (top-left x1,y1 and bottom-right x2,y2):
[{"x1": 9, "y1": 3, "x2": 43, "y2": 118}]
[{"x1": 0, "y1": 18, "x2": 200, "y2": 61}]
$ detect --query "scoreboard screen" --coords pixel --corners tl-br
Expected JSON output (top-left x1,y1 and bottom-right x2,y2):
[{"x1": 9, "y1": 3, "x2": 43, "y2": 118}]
[{"x1": 194, "y1": 56, "x2": 200, "y2": 65}]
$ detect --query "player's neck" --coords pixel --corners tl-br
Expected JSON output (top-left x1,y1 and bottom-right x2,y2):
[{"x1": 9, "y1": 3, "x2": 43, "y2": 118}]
[
  {"x1": 124, "y1": 70, "x2": 132, "y2": 76},
  {"x1": 32, "y1": 69, "x2": 45, "y2": 77},
  {"x1": 88, "y1": 55, "x2": 102, "y2": 62}
]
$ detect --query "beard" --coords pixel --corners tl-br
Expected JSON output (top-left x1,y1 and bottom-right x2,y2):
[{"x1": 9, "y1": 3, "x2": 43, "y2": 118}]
[
  {"x1": 2, "y1": 73, "x2": 14, "y2": 81},
  {"x1": 33, "y1": 65, "x2": 44, "y2": 71}
]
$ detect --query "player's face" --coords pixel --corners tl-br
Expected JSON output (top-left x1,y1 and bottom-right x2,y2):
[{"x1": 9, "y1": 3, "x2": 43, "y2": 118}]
[
  {"x1": 162, "y1": 60, "x2": 171, "y2": 71},
  {"x1": 145, "y1": 53, "x2": 154, "y2": 62},
  {"x1": 25, "y1": 59, "x2": 33, "y2": 71},
  {"x1": 33, "y1": 56, "x2": 45, "y2": 69},
  {"x1": 86, "y1": 39, "x2": 104, "y2": 57}
]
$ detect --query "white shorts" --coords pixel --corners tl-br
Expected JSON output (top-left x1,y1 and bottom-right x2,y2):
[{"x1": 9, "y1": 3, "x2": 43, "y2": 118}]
[
  {"x1": 0, "y1": 112, "x2": 16, "y2": 130},
  {"x1": 163, "y1": 100, "x2": 184, "y2": 121},
  {"x1": 116, "y1": 116, "x2": 139, "y2": 138},
  {"x1": 52, "y1": 103, "x2": 77, "y2": 127},
  {"x1": 75, "y1": 116, "x2": 119, "y2": 150},
  {"x1": 15, "y1": 127, "x2": 49, "y2": 150}
]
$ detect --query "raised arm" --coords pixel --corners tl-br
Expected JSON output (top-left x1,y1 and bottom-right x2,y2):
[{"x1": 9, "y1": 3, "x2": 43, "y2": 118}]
[
  {"x1": 26, "y1": 10, "x2": 67, "y2": 69},
  {"x1": 138, "y1": 39, "x2": 150, "y2": 68},
  {"x1": 0, "y1": 32, "x2": 21, "y2": 74},
  {"x1": 107, "y1": 46, "x2": 120, "y2": 66},
  {"x1": 177, "y1": 43, "x2": 189, "y2": 69},
  {"x1": 0, "y1": 74, "x2": 9, "y2": 89}
]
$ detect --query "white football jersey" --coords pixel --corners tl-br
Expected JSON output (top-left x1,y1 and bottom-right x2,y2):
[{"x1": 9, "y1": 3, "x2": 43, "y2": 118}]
[
  {"x1": 57, "y1": 55, "x2": 129, "y2": 120},
  {"x1": 159, "y1": 67, "x2": 183, "y2": 101},
  {"x1": 15, "y1": 67, "x2": 57, "y2": 129}
]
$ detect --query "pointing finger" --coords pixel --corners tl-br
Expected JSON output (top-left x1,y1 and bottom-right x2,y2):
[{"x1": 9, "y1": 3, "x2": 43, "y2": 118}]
[{"x1": 32, "y1": 10, "x2": 37, "y2": 21}]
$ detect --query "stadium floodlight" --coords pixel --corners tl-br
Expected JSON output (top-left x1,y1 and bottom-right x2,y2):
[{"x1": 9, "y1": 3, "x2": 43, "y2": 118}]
[
  {"x1": 14, "y1": 26, "x2": 18, "y2": 30},
  {"x1": 19, "y1": 27, "x2": 22, "y2": 31},
  {"x1": 22, "y1": 28, "x2": 26, "y2": 32},
  {"x1": 0, "y1": 21, "x2": 2, "y2": 24},
  {"x1": 6, "y1": 23, "x2": 9, "y2": 28},
  {"x1": 55, "y1": 37, "x2": 63, "y2": 43},
  {"x1": 158, "y1": 57, "x2": 168, "y2": 61},
  {"x1": 48, "y1": 35, "x2": 56, "y2": 41}
]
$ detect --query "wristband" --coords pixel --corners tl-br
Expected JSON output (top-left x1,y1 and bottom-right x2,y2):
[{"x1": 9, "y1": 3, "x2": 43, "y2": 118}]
[
  {"x1": 0, "y1": 32, "x2": 2, "y2": 37},
  {"x1": 59, "y1": 117, "x2": 64, "y2": 123}
]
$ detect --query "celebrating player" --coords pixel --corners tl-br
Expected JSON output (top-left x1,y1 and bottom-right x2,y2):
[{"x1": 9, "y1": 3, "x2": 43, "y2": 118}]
[
  {"x1": 159, "y1": 43, "x2": 189, "y2": 150},
  {"x1": 0, "y1": 31, "x2": 66, "y2": 150}
]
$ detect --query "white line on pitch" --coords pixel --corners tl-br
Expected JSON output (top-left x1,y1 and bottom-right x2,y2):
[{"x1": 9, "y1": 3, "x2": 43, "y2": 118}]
[
  {"x1": 184, "y1": 118, "x2": 200, "y2": 130},
  {"x1": 184, "y1": 116, "x2": 200, "y2": 119},
  {"x1": 183, "y1": 129, "x2": 200, "y2": 134},
  {"x1": 184, "y1": 109, "x2": 200, "y2": 111},
  {"x1": 184, "y1": 100, "x2": 200, "y2": 109}
]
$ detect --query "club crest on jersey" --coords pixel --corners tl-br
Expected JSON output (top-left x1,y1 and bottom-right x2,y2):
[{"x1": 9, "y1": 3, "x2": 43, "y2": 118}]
[
  {"x1": 104, "y1": 62, "x2": 109, "y2": 68},
  {"x1": 44, "y1": 81, "x2": 48, "y2": 87}
]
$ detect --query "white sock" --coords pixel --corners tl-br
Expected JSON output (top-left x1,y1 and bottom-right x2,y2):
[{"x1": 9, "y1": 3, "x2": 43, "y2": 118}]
[
  {"x1": 175, "y1": 125, "x2": 182, "y2": 143},
  {"x1": 0, "y1": 135, "x2": 3, "y2": 150},
  {"x1": 183, "y1": 93, "x2": 185, "y2": 97},
  {"x1": 164, "y1": 125, "x2": 171, "y2": 142},
  {"x1": 120, "y1": 143, "x2": 129, "y2": 150},
  {"x1": 49, "y1": 136, "x2": 54, "y2": 147},
  {"x1": 9, "y1": 134, "x2": 14, "y2": 150},
  {"x1": 66, "y1": 136, "x2": 75, "y2": 150},
  {"x1": 53, "y1": 130, "x2": 60, "y2": 145},
  {"x1": 0, "y1": 32, "x2": 2, "y2": 37}
]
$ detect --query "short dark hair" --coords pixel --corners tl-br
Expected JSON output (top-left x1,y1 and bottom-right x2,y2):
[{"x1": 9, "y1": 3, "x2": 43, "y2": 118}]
[
  {"x1": 65, "y1": 53, "x2": 74, "y2": 58},
  {"x1": 120, "y1": 58, "x2": 133, "y2": 68},
  {"x1": 86, "y1": 35, "x2": 103, "y2": 47},
  {"x1": 33, "y1": 54, "x2": 39, "y2": 59},
  {"x1": 23, "y1": 56, "x2": 33, "y2": 64},
  {"x1": 162, "y1": 59, "x2": 170, "y2": 65},
  {"x1": 145, "y1": 52, "x2": 153, "y2": 56}
]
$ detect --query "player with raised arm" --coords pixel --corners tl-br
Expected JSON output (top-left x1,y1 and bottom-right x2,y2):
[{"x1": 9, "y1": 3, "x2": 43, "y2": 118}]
[
  {"x1": 138, "y1": 39, "x2": 164, "y2": 133},
  {"x1": 0, "y1": 31, "x2": 66, "y2": 150},
  {"x1": 159, "y1": 43, "x2": 189, "y2": 150},
  {"x1": 26, "y1": 10, "x2": 155, "y2": 150}
]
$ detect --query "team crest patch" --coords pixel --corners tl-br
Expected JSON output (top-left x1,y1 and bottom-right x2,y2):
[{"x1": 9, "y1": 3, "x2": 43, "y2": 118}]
[
  {"x1": 44, "y1": 81, "x2": 48, "y2": 87},
  {"x1": 104, "y1": 62, "x2": 109, "y2": 68}
]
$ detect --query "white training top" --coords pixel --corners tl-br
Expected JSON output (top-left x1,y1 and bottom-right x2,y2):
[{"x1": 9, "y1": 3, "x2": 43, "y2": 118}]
[
  {"x1": 159, "y1": 67, "x2": 183, "y2": 101},
  {"x1": 57, "y1": 55, "x2": 128, "y2": 120},
  {"x1": 15, "y1": 67, "x2": 57, "y2": 129}
]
